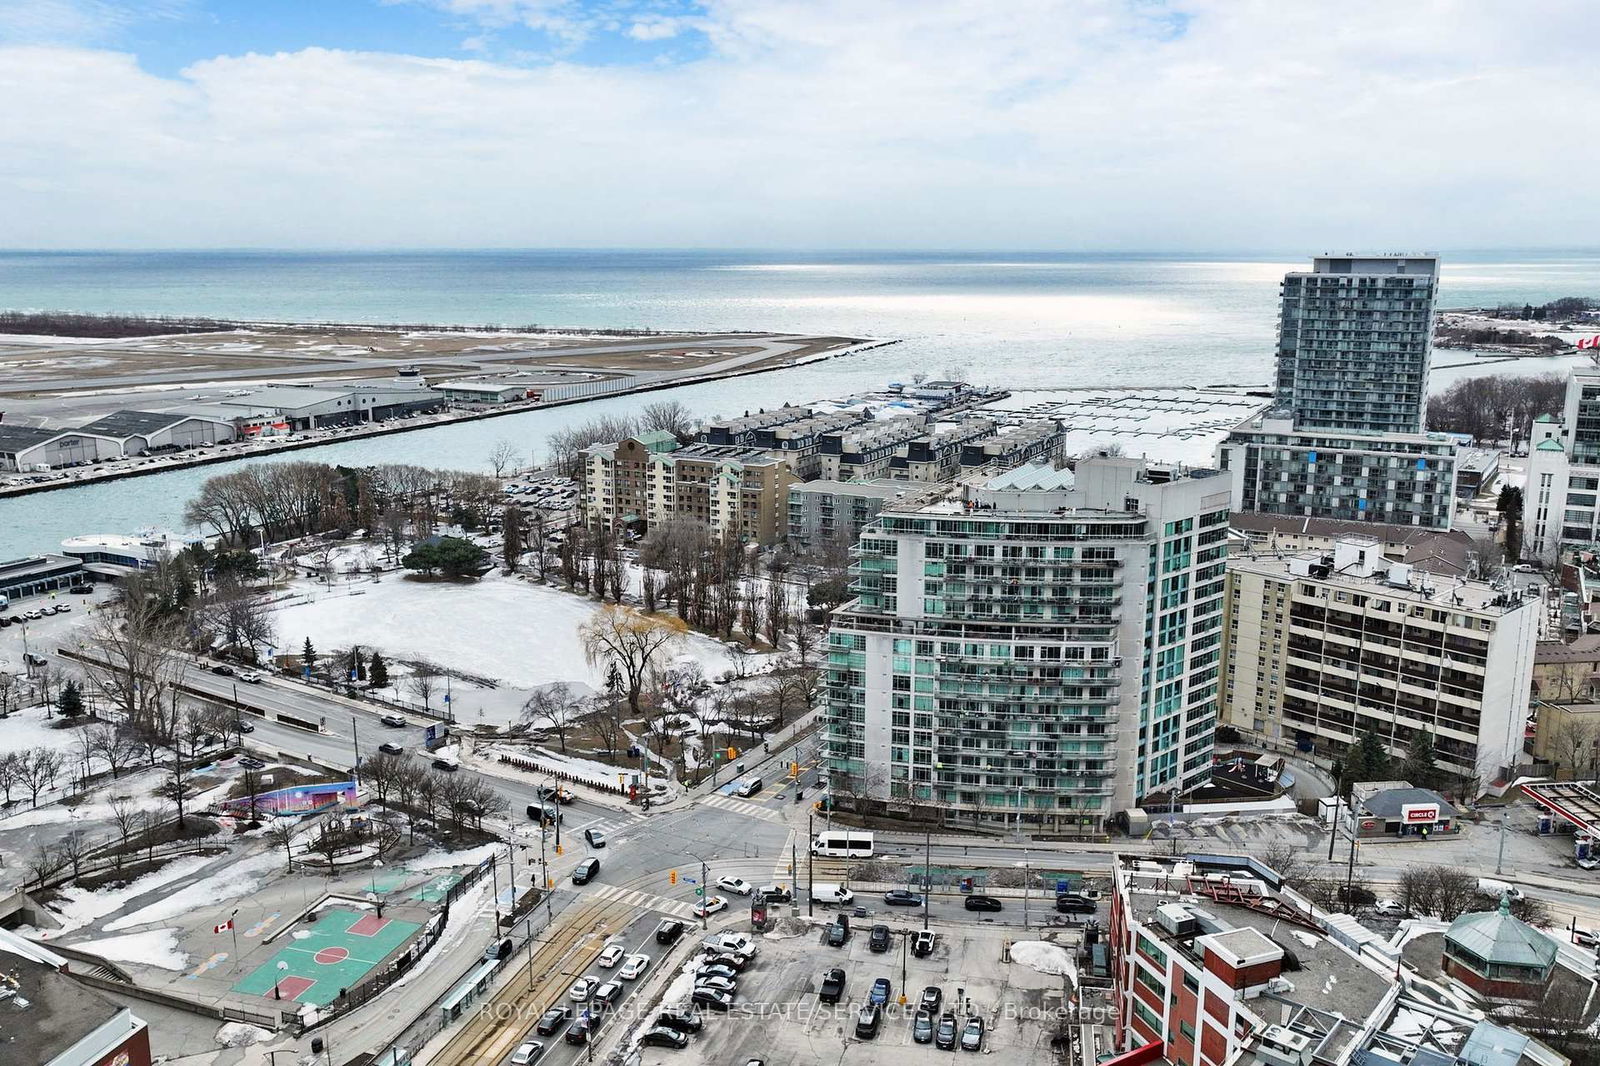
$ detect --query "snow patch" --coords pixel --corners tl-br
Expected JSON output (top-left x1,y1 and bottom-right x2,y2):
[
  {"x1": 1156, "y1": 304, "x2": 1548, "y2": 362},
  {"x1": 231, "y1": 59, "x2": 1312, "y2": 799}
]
[
  {"x1": 406, "y1": 843, "x2": 503, "y2": 871},
  {"x1": 216, "y1": 1022, "x2": 272, "y2": 1048},
  {"x1": 104, "y1": 850, "x2": 281, "y2": 932},
  {"x1": 74, "y1": 928, "x2": 190, "y2": 971},
  {"x1": 48, "y1": 854, "x2": 216, "y2": 932},
  {"x1": 1009, "y1": 940, "x2": 1077, "y2": 981}
]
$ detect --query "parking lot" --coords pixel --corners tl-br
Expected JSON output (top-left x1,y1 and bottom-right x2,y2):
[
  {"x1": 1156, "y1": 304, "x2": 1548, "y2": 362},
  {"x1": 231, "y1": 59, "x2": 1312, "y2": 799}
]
[{"x1": 635, "y1": 919, "x2": 1074, "y2": 1066}]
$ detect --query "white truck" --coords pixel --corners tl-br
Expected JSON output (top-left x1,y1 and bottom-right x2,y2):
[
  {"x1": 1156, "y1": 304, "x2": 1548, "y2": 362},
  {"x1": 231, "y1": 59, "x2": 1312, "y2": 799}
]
[{"x1": 811, "y1": 882, "x2": 855, "y2": 906}]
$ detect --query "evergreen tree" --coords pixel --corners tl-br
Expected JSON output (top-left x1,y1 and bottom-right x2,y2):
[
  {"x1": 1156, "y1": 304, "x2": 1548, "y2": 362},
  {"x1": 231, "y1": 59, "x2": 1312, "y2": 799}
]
[
  {"x1": 1345, "y1": 729, "x2": 1391, "y2": 791},
  {"x1": 503, "y1": 505, "x2": 525, "y2": 571},
  {"x1": 368, "y1": 652, "x2": 389, "y2": 689},
  {"x1": 302, "y1": 636, "x2": 318, "y2": 670},
  {"x1": 1400, "y1": 730, "x2": 1439, "y2": 789},
  {"x1": 58, "y1": 680, "x2": 84, "y2": 719}
]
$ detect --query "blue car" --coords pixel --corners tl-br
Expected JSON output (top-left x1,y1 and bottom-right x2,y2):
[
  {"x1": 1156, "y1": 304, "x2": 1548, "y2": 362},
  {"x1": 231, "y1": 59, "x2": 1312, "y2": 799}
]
[{"x1": 869, "y1": 977, "x2": 891, "y2": 1006}]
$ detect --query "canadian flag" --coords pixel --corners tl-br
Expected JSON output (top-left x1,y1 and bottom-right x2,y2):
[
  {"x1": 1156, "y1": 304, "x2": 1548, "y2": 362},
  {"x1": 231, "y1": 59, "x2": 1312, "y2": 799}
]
[
  {"x1": 214, "y1": 919, "x2": 233, "y2": 934},
  {"x1": 1579, "y1": 335, "x2": 1600, "y2": 350}
]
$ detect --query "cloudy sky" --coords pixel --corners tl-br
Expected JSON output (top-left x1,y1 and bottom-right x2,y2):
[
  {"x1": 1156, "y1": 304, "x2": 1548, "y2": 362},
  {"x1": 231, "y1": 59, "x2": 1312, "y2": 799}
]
[{"x1": 0, "y1": 0, "x2": 1594, "y2": 250}]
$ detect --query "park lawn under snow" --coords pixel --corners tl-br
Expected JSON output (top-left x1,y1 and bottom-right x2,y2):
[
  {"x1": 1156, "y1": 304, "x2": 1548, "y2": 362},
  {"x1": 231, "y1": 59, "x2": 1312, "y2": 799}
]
[
  {"x1": 49, "y1": 853, "x2": 217, "y2": 932},
  {"x1": 103, "y1": 850, "x2": 282, "y2": 932},
  {"x1": 271, "y1": 572, "x2": 747, "y2": 696}
]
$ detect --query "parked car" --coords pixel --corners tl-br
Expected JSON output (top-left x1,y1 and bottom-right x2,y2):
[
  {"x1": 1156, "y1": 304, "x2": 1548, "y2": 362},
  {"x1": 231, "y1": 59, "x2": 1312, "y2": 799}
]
[
  {"x1": 534, "y1": 1006, "x2": 571, "y2": 1035},
  {"x1": 919, "y1": 986, "x2": 943, "y2": 1014},
  {"x1": 854, "y1": 1004, "x2": 883, "y2": 1039},
  {"x1": 568, "y1": 977, "x2": 596, "y2": 1002},
  {"x1": 1373, "y1": 899, "x2": 1409, "y2": 916},
  {"x1": 702, "y1": 952, "x2": 750, "y2": 973},
  {"x1": 696, "y1": 964, "x2": 738, "y2": 983},
  {"x1": 913, "y1": 1010, "x2": 936, "y2": 1044},
  {"x1": 869, "y1": 924, "x2": 891, "y2": 953},
  {"x1": 380, "y1": 714, "x2": 407, "y2": 728},
  {"x1": 1055, "y1": 894, "x2": 1096, "y2": 914},
  {"x1": 819, "y1": 967, "x2": 846, "y2": 1004},
  {"x1": 935, "y1": 1012, "x2": 959, "y2": 1050},
  {"x1": 378, "y1": 742, "x2": 404, "y2": 755},
  {"x1": 826, "y1": 920, "x2": 849, "y2": 947},
  {"x1": 485, "y1": 937, "x2": 512, "y2": 960},
  {"x1": 597, "y1": 944, "x2": 625, "y2": 968},
  {"x1": 211, "y1": 664, "x2": 235, "y2": 676},
  {"x1": 694, "y1": 975, "x2": 736, "y2": 994},
  {"x1": 961, "y1": 1017, "x2": 985, "y2": 1052},
  {"x1": 869, "y1": 978, "x2": 891, "y2": 1005},
  {"x1": 619, "y1": 953, "x2": 650, "y2": 980},
  {"x1": 639, "y1": 1027, "x2": 689, "y2": 1049},
  {"x1": 510, "y1": 1041, "x2": 544, "y2": 1064},
  {"x1": 691, "y1": 988, "x2": 734, "y2": 1012},
  {"x1": 883, "y1": 889, "x2": 924, "y2": 907},
  {"x1": 235, "y1": 720, "x2": 255, "y2": 734},
  {"x1": 654, "y1": 1010, "x2": 702, "y2": 1034},
  {"x1": 717, "y1": 876, "x2": 754, "y2": 896},
  {"x1": 912, "y1": 930, "x2": 936, "y2": 957},
  {"x1": 702, "y1": 932, "x2": 757, "y2": 956},
  {"x1": 964, "y1": 895, "x2": 1003, "y2": 912}
]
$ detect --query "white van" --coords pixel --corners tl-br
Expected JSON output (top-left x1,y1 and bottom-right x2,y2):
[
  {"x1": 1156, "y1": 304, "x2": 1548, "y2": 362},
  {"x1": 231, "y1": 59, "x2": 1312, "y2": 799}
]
[
  {"x1": 1477, "y1": 877, "x2": 1525, "y2": 901},
  {"x1": 811, "y1": 883, "x2": 855, "y2": 906},
  {"x1": 735, "y1": 777, "x2": 763, "y2": 798}
]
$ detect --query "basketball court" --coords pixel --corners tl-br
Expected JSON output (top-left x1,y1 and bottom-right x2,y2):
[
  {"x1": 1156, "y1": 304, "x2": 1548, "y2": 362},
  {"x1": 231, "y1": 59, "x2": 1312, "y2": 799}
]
[{"x1": 234, "y1": 906, "x2": 421, "y2": 1007}]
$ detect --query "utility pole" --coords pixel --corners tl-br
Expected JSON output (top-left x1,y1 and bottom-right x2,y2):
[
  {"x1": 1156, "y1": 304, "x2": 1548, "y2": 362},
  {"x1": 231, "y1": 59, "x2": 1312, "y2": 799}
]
[
  {"x1": 807, "y1": 812, "x2": 815, "y2": 917},
  {"x1": 700, "y1": 857, "x2": 709, "y2": 930},
  {"x1": 1344, "y1": 820, "x2": 1359, "y2": 902},
  {"x1": 540, "y1": 829, "x2": 553, "y2": 923},
  {"x1": 791, "y1": 836, "x2": 799, "y2": 902},
  {"x1": 351, "y1": 714, "x2": 361, "y2": 785},
  {"x1": 1496, "y1": 809, "x2": 1509, "y2": 876},
  {"x1": 1327, "y1": 788, "x2": 1341, "y2": 862},
  {"x1": 923, "y1": 828, "x2": 931, "y2": 931}
]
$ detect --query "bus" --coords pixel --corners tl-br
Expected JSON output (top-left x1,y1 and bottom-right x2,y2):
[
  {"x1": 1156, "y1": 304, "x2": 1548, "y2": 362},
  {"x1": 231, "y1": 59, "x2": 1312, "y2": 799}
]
[{"x1": 811, "y1": 831, "x2": 875, "y2": 858}]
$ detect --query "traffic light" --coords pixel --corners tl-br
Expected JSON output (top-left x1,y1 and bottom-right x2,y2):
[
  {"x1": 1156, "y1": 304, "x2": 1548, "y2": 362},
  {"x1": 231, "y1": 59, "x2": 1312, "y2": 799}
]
[
  {"x1": 670, "y1": 869, "x2": 678, "y2": 885},
  {"x1": 555, "y1": 844, "x2": 563, "y2": 855},
  {"x1": 791, "y1": 761, "x2": 800, "y2": 778},
  {"x1": 727, "y1": 746, "x2": 738, "y2": 760}
]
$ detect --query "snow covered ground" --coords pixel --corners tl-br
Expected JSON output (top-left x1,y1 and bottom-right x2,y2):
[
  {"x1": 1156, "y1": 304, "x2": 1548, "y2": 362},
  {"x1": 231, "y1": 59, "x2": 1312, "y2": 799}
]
[
  {"x1": 271, "y1": 572, "x2": 749, "y2": 725},
  {"x1": 103, "y1": 850, "x2": 282, "y2": 932},
  {"x1": 48, "y1": 853, "x2": 216, "y2": 932},
  {"x1": 1009, "y1": 939, "x2": 1078, "y2": 983},
  {"x1": 75, "y1": 928, "x2": 190, "y2": 971},
  {"x1": 0, "y1": 705, "x2": 97, "y2": 758}
]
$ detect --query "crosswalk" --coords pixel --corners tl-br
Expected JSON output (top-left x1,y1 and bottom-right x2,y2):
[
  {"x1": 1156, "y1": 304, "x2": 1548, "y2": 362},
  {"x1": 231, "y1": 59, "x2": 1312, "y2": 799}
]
[
  {"x1": 587, "y1": 882, "x2": 698, "y2": 920},
  {"x1": 700, "y1": 794, "x2": 786, "y2": 822}
]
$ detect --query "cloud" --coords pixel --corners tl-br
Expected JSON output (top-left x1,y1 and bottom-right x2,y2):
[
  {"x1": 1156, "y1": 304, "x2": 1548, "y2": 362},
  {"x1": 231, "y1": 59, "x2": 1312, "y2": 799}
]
[
  {"x1": 627, "y1": 16, "x2": 681, "y2": 41},
  {"x1": 0, "y1": 0, "x2": 1596, "y2": 248}
]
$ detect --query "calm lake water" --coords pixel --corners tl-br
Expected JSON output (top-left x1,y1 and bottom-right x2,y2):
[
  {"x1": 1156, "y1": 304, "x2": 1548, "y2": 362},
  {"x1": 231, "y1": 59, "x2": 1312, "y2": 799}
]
[{"x1": 3, "y1": 248, "x2": 1595, "y2": 557}]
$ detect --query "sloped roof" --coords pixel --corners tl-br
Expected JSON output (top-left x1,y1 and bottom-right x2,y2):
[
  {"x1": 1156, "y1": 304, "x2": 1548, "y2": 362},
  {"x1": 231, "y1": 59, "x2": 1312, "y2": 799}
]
[
  {"x1": 1445, "y1": 897, "x2": 1557, "y2": 970},
  {"x1": 984, "y1": 462, "x2": 1075, "y2": 491},
  {"x1": 1359, "y1": 786, "x2": 1454, "y2": 819},
  {"x1": 77, "y1": 409, "x2": 213, "y2": 438},
  {"x1": 1537, "y1": 438, "x2": 1565, "y2": 452}
]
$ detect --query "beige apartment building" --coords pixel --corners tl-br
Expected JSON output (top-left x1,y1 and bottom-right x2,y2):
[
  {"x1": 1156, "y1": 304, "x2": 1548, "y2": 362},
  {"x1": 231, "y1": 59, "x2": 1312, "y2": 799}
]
[
  {"x1": 581, "y1": 432, "x2": 795, "y2": 545},
  {"x1": 1221, "y1": 536, "x2": 1538, "y2": 782}
]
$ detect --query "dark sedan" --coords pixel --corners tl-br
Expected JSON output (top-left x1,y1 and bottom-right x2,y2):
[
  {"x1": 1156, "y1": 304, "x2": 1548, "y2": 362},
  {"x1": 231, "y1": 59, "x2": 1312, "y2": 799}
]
[
  {"x1": 964, "y1": 895, "x2": 1003, "y2": 912},
  {"x1": 883, "y1": 890, "x2": 924, "y2": 907}
]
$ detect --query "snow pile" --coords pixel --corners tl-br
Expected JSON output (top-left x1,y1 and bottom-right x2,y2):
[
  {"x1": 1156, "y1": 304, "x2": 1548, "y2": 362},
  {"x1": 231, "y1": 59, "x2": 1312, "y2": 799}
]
[
  {"x1": 386, "y1": 880, "x2": 493, "y2": 993},
  {"x1": 49, "y1": 854, "x2": 215, "y2": 932},
  {"x1": 74, "y1": 929, "x2": 190, "y2": 971},
  {"x1": 655, "y1": 951, "x2": 707, "y2": 1012},
  {"x1": 763, "y1": 916, "x2": 822, "y2": 940},
  {"x1": 1009, "y1": 940, "x2": 1077, "y2": 980},
  {"x1": 406, "y1": 842, "x2": 503, "y2": 871},
  {"x1": 104, "y1": 850, "x2": 281, "y2": 932}
]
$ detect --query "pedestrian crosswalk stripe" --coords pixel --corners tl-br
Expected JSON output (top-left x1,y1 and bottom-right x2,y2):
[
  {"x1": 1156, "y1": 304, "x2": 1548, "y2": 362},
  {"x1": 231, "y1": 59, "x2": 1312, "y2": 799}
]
[
  {"x1": 589, "y1": 883, "x2": 695, "y2": 919},
  {"x1": 699, "y1": 794, "x2": 783, "y2": 822},
  {"x1": 771, "y1": 828, "x2": 798, "y2": 883}
]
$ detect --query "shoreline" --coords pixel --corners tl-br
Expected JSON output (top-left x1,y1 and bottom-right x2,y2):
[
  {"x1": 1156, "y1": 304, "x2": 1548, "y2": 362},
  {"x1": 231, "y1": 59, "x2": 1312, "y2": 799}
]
[{"x1": 0, "y1": 336, "x2": 899, "y2": 501}]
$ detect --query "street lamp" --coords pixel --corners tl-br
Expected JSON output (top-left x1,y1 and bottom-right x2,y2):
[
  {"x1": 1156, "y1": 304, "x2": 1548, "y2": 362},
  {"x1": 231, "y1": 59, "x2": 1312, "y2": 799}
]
[{"x1": 273, "y1": 960, "x2": 287, "y2": 1000}]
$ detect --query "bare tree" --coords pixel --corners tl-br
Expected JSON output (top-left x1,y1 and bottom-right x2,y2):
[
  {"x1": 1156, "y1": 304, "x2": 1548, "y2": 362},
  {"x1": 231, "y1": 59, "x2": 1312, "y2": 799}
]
[
  {"x1": 0, "y1": 751, "x2": 21, "y2": 805},
  {"x1": 108, "y1": 796, "x2": 141, "y2": 869},
  {"x1": 78, "y1": 600, "x2": 183, "y2": 731},
  {"x1": 18, "y1": 748, "x2": 63, "y2": 807},
  {"x1": 407, "y1": 661, "x2": 441, "y2": 713},
  {"x1": 0, "y1": 673, "x2": 16, "y2": 718},
  {"x1": 579, "y1": 605, "x2": 688, "y2": 718},
  {"x1": 521, "y1": 682, "x2": 581, "y2": 753},
  {"x1": 265, "y1": 822, "x2": 297, "y2": 870},
  {"x1": 1398, "y1": 865, "x2": 1437, "y2": 916},
  {"x1": 25, "y1": 841, "x2": 66, "y2": 888},
  {"x1": 60, "y1": 828, "x2": 93, "y2": 879},
  {"x1": 583, "y1": 695, "x2": 626, "y2": 755},
  {"x1": 488, "y1": 438, "x2": 520, "y2": 479},
  {"x1": 640, "y1": 400, "x2": 695, "y2": 441},
  {"x1": 1432, "y1": 866, "x2": 1479, "y2": 920},
  {"x1": 1547, "y1": 717, "x2": 1596, "y2": 780},
  {"x1": 87, "y1": 722, "x2": 134, "y2": 779}
]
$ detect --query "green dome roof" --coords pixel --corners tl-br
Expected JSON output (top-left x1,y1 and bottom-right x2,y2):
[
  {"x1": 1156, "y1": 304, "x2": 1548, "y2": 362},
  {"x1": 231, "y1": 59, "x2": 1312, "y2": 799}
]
[{"x1": 1445, "y1": 896, "x2": 1557, "y2": 970}]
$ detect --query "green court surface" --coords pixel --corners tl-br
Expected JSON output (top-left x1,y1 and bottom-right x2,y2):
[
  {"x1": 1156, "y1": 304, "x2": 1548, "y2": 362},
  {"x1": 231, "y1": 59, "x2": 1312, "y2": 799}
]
[
  {"x1": 411, "y1": 873, "x2": 462, "y2": 902},
  {"x1": 234, "y1": 908, "x2": 421, "y2": 1007}
]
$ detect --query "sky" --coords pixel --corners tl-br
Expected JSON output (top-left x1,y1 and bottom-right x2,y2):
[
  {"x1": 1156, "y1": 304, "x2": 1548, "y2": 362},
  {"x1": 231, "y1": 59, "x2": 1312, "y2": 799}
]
[{"x1": 0, "y1": 0, "x2": 1595, "y2": 250}]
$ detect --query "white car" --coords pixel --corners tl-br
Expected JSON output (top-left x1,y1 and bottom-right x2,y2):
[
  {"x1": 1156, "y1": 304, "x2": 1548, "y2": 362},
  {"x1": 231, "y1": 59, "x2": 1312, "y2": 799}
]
[
  {"x1": 510, "y1": 1041, "x2": 544, "y2": 1064},
  {"x1": 694, "y1": 974, "x2": 736, "y2": 994},
  {"x1": 619, "y1": 953, "x2": 650, "y2": 980},
  {"x1": 1373, "y1": 899, "x2": 1406, "y2": 915},
  {"x1": 695, "y1": 895, "x2": 729, "y2": 918},
  {"x1": 597, "y1": 944, "x2": 625, "y2": 968},
  {"x1": 568, "y1": 977, "x2": 596, "y2": 1001},
  {"x1": 716, "y1": 877, "x2": 754, "y2": 896}
]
